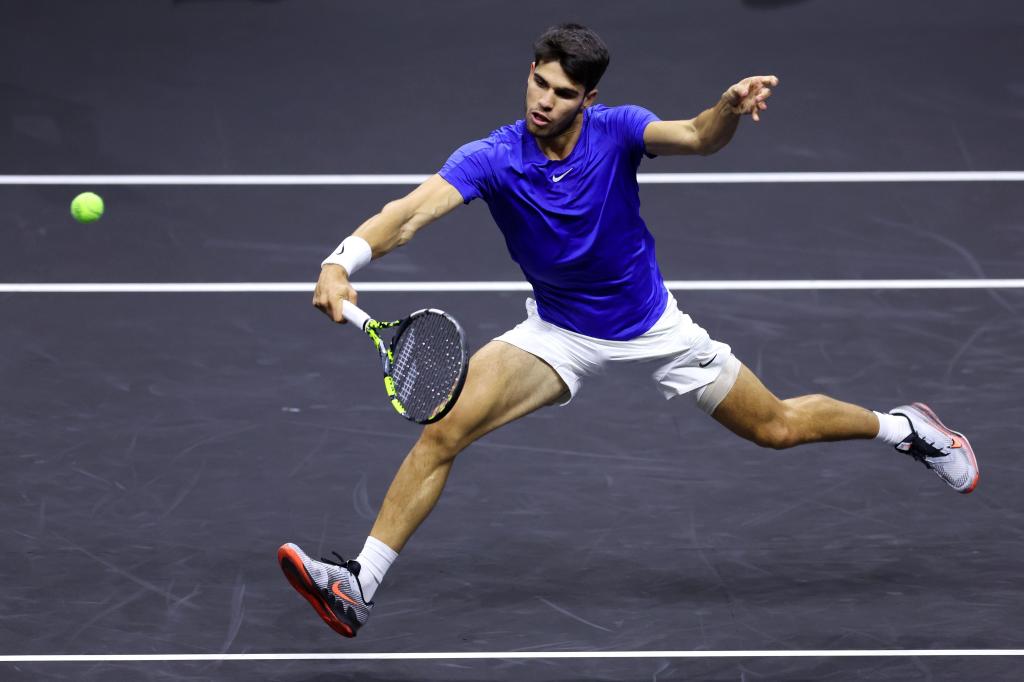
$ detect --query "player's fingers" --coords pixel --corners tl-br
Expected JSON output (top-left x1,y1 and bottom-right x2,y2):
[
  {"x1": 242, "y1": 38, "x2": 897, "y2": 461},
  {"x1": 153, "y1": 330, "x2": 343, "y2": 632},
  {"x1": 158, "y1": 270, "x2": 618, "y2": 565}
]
[
  {"x1": 318, "y1": 285, "x2": 340, "y2": 322},
  {"x1": 737, "y1": 88, "x2": 751, "y2": 112},
  {"x1": 332, "y1": 297, "x2": 346, "y2": 324},
  {"x1": 313, "y1": 288, "x2": 329, "y2": 313},
  {"x1": 321, "y1": 299, "x2": 336, "y2": 320},
  {"x1": 334, "y1": 289, "x2": 358, "y2": 324},
  {"x1": 313, "y1": 278, "x2": 336, "y2": 310}
]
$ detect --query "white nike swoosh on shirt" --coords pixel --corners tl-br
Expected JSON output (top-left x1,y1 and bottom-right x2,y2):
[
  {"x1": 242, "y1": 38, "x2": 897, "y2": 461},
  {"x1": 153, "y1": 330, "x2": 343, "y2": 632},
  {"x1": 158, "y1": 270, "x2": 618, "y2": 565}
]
[{"x1": 551, "y1": 168, "x2": 574, "y2": 182}]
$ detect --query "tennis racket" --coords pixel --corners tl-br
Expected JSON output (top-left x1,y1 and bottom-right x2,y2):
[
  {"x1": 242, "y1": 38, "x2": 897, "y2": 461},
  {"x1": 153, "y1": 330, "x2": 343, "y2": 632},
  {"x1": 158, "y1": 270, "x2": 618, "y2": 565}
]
[{"x1": 341, "y1": 300, "x2": 469, "y2": 424}]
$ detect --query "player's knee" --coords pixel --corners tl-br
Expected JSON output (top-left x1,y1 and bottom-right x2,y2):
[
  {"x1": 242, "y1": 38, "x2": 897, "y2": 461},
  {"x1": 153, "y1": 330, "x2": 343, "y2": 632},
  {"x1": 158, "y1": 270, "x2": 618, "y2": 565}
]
[
  {"x1": 751, "y1": 412, "x2": 799, "y2": 450},
  {"x1": 417, "y1": 421, "x2": 471, "y2": 464}
]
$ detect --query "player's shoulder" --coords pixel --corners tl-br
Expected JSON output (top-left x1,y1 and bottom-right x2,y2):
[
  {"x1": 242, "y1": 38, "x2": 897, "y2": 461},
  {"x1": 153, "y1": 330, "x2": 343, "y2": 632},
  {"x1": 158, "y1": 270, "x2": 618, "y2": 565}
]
[
  {"x1": 588, "y1": 103, "x2": 657, "y2": 127},
  {"x1": 454, "y1": 120, "x2": 523, "y2": 156},
  {"x1": 489, "y1": 119, "x2": 526, "y2": 144},
  {"x1": 587, "y1": 104, "x2": 660, "y2": 153},
  {"x1": 445, "y1": 120, "x2": 524, "y2": 178}
]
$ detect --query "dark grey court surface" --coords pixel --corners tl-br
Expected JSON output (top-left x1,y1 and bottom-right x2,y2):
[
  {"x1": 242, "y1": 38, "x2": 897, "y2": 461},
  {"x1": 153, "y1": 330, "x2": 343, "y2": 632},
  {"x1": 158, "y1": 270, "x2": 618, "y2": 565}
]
[{"x1": 3, "y1": 0, "x2": 1024, "y2": 680}]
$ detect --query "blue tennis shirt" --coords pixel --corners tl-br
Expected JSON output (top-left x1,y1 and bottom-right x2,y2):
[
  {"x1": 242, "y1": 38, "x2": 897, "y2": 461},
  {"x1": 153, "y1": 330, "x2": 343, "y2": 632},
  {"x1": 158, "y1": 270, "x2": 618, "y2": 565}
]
[{"x1": 439, "y1": 104, "x2": 668, "y2": 341}]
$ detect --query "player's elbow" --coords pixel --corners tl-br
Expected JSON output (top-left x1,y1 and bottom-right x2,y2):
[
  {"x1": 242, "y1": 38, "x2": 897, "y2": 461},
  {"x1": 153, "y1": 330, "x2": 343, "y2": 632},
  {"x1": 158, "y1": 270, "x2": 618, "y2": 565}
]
[
  {"x1": 696, "y1": 135, "x2": 720, "y2": 156},
  {"x1": 676, "y1": 121, "x2": 711, "y2": 156},
  {"x1": 686, "y1": 120, "x2": 722, "y2": 156}
]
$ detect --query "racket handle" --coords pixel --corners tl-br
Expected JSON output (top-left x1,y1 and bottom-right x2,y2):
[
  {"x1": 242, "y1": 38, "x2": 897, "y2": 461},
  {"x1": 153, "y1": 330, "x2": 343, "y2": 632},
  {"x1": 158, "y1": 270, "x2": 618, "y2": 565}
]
[{"x1": 341, "y1": 300, "x2": 371, "y2": 331}]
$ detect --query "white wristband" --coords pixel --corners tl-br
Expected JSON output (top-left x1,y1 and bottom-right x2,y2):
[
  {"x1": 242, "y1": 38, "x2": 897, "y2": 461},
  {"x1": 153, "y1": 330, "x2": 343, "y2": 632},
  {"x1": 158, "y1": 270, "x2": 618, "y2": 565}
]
[{"x1": 321, "y1": 235, "x2": 372, "y2": 277}]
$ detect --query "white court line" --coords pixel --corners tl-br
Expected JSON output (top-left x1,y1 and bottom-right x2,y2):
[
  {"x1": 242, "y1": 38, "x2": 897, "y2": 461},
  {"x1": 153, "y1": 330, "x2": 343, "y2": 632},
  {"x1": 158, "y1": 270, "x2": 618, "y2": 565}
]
[
  {"x1": 1, "y1": 171, "x2": 1023, "y2": 185},
  {"x1": 2, "y1": 280, "x2": 1024, "y2": 294},
  {"x1": 2, "y1": 649, "x2": 1023, "y2": 663}
]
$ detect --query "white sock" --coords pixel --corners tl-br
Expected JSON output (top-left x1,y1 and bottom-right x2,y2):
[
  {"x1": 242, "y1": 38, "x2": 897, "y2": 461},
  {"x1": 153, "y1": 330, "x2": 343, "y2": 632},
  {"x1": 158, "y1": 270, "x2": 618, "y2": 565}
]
[
  {"x1": 354, "y1": 536, "x2": 398, "y2": 603},
  {"x1": 874, "y1": 411, "x2": 913, "y2": 445}
]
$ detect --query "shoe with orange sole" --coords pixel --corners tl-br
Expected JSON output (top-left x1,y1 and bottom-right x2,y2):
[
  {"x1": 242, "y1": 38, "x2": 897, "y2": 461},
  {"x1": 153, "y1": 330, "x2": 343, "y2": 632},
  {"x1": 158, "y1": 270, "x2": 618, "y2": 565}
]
[{"x1": 278, "y1": 542, "x2": 372, "y2": 638}]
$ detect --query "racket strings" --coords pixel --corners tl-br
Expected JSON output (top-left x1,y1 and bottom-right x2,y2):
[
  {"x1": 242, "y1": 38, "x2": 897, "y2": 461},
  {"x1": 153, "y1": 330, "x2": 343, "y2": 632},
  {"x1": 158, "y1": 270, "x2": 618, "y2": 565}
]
[{"x1": 391, "y1": 313, "x2": 465, "y2": 421}]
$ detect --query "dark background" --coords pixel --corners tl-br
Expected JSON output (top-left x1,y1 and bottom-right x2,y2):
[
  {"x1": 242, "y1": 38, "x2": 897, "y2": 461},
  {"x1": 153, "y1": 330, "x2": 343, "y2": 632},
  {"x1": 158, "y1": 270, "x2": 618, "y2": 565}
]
[
  {"x1": 3, "y1": 0, "x2": 1022, "y2": 174},
  {"x1": 2, "y1": 1, "x2": 1023, "y2": 680}
]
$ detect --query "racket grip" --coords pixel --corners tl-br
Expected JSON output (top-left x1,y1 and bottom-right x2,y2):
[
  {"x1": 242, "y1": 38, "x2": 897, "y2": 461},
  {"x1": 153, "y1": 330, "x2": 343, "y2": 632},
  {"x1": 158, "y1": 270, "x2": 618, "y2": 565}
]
[{"x1": 341, "y1": 300, "x2": 371, "y2": 331}]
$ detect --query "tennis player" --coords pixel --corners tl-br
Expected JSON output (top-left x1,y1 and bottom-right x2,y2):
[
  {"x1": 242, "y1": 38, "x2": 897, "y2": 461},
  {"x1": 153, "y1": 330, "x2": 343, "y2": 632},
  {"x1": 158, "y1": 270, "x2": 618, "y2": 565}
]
[{"x1": 279, "y1": 23, "x2": 979, "y2": 638}]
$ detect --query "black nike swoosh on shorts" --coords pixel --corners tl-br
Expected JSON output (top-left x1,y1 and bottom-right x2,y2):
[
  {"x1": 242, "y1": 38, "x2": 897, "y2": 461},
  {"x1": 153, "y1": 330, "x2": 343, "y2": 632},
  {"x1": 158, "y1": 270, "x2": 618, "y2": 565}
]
[{"x1": 699, "y1": 354, "x2": 718, "y2": 368}]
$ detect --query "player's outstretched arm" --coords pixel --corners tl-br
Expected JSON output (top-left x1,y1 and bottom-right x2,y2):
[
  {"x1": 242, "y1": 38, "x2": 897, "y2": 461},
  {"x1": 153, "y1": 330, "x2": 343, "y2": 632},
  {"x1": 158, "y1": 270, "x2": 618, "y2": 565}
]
[
  {"x1": 313, "y1": 174, "x2": 464, "y2": 323},
  {"x1": 643, "y1": 75, "x2": 779, "y2": 156}
]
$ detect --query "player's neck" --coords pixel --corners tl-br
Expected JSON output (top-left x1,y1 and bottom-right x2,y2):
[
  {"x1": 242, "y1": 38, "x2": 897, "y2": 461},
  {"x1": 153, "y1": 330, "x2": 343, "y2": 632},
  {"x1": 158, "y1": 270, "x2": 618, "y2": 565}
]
[{"x1": 533, "y1": 112, "x2": 585, "y2": 161}]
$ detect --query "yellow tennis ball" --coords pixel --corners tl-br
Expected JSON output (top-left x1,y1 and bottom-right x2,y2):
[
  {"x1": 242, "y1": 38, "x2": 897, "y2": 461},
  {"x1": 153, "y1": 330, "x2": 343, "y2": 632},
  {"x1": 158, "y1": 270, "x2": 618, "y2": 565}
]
[{"x1": 70, "y1": 192, "x2": 104, "y2": 223}]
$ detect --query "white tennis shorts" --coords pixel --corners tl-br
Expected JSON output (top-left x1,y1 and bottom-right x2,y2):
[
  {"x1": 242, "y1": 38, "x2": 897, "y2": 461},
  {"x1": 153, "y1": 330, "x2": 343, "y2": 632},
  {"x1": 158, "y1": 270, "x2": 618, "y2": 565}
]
[{"x1": 494, "y1": 292, "x2": 741, "y2": 414}]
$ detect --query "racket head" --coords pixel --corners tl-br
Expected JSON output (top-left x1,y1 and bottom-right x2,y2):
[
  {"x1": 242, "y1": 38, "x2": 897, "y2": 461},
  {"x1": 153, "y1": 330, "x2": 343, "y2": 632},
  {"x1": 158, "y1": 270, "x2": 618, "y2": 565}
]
[{"x1": 387, "y1": 308, "x2": 469, "y2": 424}]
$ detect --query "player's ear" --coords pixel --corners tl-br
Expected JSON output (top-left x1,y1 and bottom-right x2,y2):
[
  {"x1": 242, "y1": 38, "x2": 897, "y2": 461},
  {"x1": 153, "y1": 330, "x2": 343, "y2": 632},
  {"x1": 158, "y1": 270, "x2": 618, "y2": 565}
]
[
  {"x1": 529, "y1": 61, "x2": 536, "y2": 75},
  {"x1": 583, "y1": 88, "x2": 598, "y2": 107}
]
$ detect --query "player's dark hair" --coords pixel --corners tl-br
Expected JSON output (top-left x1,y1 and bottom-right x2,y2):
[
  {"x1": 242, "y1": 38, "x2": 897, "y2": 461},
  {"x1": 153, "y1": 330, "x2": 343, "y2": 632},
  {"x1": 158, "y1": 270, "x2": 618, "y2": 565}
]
[{"x1": 532, "y1": 23, "x2": 610, "y2": 93}]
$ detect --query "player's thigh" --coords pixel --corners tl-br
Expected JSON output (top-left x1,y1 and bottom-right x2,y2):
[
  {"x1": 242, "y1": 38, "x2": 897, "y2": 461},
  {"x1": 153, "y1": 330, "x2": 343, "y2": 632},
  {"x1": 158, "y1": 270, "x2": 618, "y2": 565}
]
[
  {"x1": 423, "y1": 339, "x2": 568, "y2": 449},
  {"x1": 709, "y1": 363, "x2": 787, "y2": 441}
]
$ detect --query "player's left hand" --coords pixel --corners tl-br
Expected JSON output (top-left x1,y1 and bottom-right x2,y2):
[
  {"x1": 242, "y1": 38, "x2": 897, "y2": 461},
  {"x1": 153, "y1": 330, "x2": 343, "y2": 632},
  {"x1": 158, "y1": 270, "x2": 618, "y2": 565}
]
[{"x1": 723, "y1": 75, "x2": 779, "y2": 122}]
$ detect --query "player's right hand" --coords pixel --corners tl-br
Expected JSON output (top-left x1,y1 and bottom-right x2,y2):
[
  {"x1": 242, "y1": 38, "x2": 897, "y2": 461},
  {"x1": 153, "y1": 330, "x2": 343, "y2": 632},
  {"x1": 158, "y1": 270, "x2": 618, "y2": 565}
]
[{"x1": 313, "y1": 264, "x2": 358, "y2": 323}]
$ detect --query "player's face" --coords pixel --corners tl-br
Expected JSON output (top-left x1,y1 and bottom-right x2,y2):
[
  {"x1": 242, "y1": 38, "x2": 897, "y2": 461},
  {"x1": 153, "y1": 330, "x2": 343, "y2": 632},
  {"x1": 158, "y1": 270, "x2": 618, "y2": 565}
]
[{"x1": 525, "y1": 61, "x2": 594, "y2": 138}]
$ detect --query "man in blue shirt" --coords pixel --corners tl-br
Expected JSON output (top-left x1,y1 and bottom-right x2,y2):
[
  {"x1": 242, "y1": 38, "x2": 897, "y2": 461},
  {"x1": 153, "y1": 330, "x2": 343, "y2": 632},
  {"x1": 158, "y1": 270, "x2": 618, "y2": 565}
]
[{"x1": 279, "y1": 24, "x2": 978, "y2": 639}]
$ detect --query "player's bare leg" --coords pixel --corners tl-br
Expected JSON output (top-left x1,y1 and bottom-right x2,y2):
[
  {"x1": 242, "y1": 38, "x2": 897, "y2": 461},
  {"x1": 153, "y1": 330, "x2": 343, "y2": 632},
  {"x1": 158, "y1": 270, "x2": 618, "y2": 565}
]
[
  {"x1": 279, "y1": 340, "x2": 567, "y2": 636},
  {"x1": 710, "y1": 363, "x2": 877, "y2": 448},
  {"x1": 370, "y1": 339, "x2": 568, "y2": 551},
  {"x1": 709, "y1": 362, "x2": 978, "y2": 491}
]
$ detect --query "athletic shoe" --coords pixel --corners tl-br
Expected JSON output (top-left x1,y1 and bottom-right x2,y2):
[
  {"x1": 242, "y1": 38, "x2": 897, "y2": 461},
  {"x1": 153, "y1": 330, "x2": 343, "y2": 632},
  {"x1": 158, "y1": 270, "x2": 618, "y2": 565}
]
[
  {"x1": 890, "y1": 403, "x2": 979, "y2": 494},
  {"x1": 278, "y1": 542, "x2": 372, "y2": 638}
]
